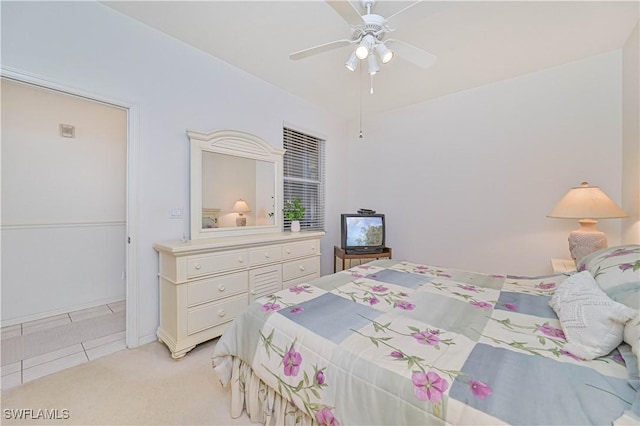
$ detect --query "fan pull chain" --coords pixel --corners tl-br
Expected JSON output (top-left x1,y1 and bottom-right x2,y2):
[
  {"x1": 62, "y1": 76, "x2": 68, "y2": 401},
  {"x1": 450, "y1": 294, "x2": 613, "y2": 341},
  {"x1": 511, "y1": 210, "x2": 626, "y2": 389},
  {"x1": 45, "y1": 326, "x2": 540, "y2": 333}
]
[
  {"x1": 359, "y1": 62, "x2": 363, "y2": 138},
  {"x1": 370, "y1": 73, "x2": 374, "y2": 95}
]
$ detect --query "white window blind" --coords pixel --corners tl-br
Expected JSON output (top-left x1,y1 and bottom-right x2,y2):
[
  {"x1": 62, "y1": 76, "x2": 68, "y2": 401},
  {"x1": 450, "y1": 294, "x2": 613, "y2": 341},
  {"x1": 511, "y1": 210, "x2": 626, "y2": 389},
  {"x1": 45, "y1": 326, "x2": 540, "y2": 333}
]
[{"x1": 283, "y1": 127, "x2": 325, "y2": 231}]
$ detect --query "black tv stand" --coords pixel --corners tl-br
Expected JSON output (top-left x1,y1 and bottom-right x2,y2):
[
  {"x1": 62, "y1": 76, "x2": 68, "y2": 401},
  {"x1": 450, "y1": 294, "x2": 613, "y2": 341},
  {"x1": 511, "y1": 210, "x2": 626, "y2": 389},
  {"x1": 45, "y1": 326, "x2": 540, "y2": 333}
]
[{"x1": 334, "y1": 246, "x2": 392, "y2": 273}]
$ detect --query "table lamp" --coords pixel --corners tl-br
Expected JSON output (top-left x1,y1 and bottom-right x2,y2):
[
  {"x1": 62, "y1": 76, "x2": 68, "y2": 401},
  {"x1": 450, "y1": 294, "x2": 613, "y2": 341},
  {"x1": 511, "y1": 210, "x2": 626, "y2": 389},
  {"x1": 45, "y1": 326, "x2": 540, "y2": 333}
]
[
  {"x1": 233, "y1": 199, "x2": 251, "y2": 226},
  {"x1": 547, "y1": 181, "x2": 628, "y2": 263}
]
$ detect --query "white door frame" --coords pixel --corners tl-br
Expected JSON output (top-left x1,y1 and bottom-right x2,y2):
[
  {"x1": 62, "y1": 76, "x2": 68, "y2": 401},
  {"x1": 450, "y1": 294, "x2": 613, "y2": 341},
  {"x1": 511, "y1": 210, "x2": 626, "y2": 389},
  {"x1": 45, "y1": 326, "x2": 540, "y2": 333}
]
[{"x1": 1, "y1": 66, "x2": 140, "y2": 348}]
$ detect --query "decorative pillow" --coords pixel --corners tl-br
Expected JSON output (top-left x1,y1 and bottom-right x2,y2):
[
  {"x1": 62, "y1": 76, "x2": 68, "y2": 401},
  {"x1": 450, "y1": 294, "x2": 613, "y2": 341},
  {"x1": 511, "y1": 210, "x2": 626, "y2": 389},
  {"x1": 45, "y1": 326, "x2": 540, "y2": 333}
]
[
  {"x1": 624, "y1": 311, "x2": 640, "y2": 359},
  {"x1": 549, "y1": 270, "x2": 637, "y2": 360},
  {"x1": 577, "y1": 244, "x2": 640, "y2": 309},
  {"x1": 622, "y1": 311, "x2": 640, "y2": 414}
]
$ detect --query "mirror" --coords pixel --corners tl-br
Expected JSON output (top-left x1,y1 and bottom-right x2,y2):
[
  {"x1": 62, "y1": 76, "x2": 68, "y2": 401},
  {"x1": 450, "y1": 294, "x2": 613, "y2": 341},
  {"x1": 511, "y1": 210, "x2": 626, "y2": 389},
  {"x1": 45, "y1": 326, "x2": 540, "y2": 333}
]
[
  {"x1": 188, "y1": 129, "x2": 285, "y2": 239},
  {"x1": 202, "y1": 152, "x2": 276, "y2": 228}
]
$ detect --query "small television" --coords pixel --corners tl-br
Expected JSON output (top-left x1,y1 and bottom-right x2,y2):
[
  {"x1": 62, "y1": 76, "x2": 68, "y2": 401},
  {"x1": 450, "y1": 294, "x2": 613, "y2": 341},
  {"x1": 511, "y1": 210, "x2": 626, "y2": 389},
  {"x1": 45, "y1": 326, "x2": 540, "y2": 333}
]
[{"x1": 341, "y1": 213, "x2": 386, "y2": 254}]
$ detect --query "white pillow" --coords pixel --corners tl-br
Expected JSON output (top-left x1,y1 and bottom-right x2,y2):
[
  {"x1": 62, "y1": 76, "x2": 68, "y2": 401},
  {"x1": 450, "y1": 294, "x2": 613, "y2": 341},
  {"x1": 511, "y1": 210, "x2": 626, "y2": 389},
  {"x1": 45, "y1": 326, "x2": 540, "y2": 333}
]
[{"x1": 549, "y1": 271, "x2": 637, "y2": 360}]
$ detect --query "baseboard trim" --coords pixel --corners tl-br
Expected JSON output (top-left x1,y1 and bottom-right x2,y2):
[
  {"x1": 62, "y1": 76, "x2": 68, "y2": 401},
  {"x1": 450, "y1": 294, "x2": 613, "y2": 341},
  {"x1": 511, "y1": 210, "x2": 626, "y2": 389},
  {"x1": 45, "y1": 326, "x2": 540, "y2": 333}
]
[{"x1": 137, "y1": 332, "x2": 159, "y2": 347}]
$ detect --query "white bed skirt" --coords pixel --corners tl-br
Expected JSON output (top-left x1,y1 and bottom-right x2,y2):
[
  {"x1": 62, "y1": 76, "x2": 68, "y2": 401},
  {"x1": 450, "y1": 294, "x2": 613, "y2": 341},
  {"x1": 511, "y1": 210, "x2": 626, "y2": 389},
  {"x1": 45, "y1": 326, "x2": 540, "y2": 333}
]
[{"x1": 227, "y1": 356, "x2": 315, "y2": 425}]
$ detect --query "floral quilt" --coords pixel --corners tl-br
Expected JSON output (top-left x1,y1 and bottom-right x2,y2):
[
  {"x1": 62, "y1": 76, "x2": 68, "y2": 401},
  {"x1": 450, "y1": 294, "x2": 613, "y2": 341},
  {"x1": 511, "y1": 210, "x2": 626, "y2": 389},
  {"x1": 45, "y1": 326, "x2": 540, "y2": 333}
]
[{"x1": 212, "y1": 260, "x2": 636, "y2": 425}]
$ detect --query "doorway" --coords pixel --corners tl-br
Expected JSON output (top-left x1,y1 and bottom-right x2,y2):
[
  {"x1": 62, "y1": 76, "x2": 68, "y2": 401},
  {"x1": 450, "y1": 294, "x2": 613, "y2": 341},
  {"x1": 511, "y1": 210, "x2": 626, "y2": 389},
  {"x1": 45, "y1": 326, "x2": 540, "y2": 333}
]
[{"x1": 0, "y1": 70, "x2": 139, "y2": 350}]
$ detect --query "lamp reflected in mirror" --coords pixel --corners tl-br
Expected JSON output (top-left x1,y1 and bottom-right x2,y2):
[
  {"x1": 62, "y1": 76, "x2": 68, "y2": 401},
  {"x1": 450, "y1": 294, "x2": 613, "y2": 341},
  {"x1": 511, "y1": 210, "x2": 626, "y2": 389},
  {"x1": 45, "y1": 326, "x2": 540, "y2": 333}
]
[{"x1": 233, "y1": 199, "x2": 251, "y2": 227}]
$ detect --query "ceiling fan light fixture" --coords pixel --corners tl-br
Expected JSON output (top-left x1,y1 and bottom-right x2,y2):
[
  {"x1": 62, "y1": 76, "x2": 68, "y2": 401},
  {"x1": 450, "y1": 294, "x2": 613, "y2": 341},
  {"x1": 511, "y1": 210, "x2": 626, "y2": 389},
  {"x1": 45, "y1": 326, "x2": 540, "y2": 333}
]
[
  {"x1": 345, "y1": 51, "x2": 359, "y2": 72},
  {"x1": 376, "y1": 43, "x2": 394, "y2": 64},
  {"x1": 368, "y1": 53, "x2": 379, "y2": 75},
  {"x1": 356, "y1": 34, "x2": 375, "y2": 59},
  {"x1": 355, "y1": 44, "x2": 369, "y2": 60}
]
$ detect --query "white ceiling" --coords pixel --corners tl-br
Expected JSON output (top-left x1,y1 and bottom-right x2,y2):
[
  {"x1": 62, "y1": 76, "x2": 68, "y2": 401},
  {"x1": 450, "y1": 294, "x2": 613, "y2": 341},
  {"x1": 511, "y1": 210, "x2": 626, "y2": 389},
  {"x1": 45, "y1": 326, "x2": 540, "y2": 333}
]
[{"x1": 103, "y1": 1, "x2": 639, "y2": 121}]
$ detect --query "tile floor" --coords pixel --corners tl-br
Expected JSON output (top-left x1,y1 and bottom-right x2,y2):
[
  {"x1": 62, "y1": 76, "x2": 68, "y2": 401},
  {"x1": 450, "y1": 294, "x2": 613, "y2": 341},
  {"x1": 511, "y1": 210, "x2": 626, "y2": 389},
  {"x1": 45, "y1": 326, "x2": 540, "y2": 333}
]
[{"x1": 1, "y1": 301, "x2": 126, "y2": 390}]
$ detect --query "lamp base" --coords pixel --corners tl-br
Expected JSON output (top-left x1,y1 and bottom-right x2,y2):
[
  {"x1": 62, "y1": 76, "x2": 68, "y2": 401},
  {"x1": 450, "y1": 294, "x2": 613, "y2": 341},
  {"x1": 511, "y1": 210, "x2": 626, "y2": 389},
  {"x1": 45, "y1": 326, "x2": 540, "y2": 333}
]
[
  {"x1": 568, "y1": 219, "x2": 607, "y2": 263},
  {"x1": 236, "y1": 215, "x2": 246, "y2": 227}
]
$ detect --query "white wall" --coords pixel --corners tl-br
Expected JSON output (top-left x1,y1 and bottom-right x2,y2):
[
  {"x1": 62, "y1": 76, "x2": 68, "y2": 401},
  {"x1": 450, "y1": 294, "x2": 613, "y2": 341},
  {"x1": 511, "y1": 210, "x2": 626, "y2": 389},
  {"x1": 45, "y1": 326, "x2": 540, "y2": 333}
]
[
  {"x1": 348, "y1": 51, "x2": 625, "y2": 276},
  {"x1": 0, "y1": 1, "x2": 349, "y2": 343},
  {"x1": 1, "y1": 79, "x2": 127, "y2": 323},
  {"x1": 622, "y1": 22, "x2": 640, "y2": 244}
]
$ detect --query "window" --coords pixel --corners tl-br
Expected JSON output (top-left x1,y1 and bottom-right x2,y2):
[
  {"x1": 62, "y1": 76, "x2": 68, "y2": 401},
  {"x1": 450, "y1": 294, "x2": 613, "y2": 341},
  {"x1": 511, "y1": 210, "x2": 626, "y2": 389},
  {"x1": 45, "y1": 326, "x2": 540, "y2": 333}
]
[{"x1": 283, "y1": 127, "x2": 325, "y2": 231}]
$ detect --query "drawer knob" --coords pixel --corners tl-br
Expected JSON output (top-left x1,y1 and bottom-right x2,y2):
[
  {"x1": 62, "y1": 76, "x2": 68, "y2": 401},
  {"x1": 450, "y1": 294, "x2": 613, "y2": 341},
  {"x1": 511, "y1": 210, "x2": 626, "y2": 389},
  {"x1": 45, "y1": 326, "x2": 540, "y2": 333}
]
[
  {"x1": 218, "y1": 285, "x2": 225, "y2": 292},
  {"x1": 250, "y1": 290, "x2": 256, "y2": 295},
  {"x1": 218, "y1": 310, "x2": 226, "y2": 318},
  {"x1": 195, "y1": 264, "x2": 201, "y2": 270},
  {"x1": 286, "y1": 249, "x2": 291, "y2": 254},
  {"x1": 299, "y1": 265, "x2": 305, "y2": 272},
  {"x1": 265, "y1": 252, "x2": 270, "y2": 258},
  {"x1": 238, "y1": 257, "x2": 245, "y2": 263}
]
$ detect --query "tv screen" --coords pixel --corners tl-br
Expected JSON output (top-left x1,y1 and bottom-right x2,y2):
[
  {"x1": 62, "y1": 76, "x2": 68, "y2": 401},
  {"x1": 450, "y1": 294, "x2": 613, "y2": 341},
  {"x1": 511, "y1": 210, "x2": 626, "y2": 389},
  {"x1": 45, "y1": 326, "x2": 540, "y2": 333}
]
[{"x1": 341, "y1": 214, "x2": 385, "y2": 254}]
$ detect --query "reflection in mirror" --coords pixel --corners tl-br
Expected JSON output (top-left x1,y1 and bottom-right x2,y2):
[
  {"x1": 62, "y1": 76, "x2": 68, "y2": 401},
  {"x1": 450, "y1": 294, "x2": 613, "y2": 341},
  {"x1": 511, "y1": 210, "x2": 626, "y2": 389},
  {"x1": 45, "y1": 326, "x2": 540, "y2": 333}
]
[
  {"x1": 188, "y1": 129, "x2": 285, "y2": 239},
  {"x1": 202, "y1": 152, "x2": 276, "y2": 229},
  {"x1": 202, "y1": 208, "x2": 220, "y2": 229}
]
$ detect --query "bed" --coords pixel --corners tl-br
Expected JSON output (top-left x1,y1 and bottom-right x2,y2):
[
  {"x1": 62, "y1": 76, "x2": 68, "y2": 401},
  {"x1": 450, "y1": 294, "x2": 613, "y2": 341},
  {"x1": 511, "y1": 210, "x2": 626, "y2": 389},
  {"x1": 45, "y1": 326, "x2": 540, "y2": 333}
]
[{"x1": 212, "y1": 244, "x2": 640, "y2": 425}]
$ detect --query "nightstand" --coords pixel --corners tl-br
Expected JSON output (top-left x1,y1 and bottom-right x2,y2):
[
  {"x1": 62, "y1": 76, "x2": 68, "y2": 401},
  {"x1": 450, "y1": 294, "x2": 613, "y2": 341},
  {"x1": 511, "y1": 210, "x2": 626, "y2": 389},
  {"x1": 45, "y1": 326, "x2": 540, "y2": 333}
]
[
  {"x1": 551, "y1": 258, "x2": 576, "y2": 274},
  {"x1": 334, "y1": 246, "x2": 392, "y2": 273}
]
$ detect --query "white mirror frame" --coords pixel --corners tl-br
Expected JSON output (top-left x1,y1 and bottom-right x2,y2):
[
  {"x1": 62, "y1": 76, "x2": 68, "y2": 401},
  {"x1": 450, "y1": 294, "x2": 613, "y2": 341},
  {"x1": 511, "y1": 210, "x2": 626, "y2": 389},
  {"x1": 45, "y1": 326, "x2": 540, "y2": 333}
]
[{"x1": 188, "y1": 129, "x2": 285, "y2": 239}]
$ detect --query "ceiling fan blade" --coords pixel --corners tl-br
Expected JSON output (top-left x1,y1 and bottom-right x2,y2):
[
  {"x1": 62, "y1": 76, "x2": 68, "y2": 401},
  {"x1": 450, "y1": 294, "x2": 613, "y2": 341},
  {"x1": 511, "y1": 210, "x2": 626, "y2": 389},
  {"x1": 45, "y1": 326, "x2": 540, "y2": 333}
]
[
  {"x1": 325, "y1": 0, "x2": 363, "y2": 26},
  {"x1": 386, "y1": 0, "x2": 423, "y2": 23},
  {"x1": 386, "y1": 39, "x2": 437, "y2": 69},
  {"x1": 290, "y1": 39, "x2": 353, "y2": 60}
]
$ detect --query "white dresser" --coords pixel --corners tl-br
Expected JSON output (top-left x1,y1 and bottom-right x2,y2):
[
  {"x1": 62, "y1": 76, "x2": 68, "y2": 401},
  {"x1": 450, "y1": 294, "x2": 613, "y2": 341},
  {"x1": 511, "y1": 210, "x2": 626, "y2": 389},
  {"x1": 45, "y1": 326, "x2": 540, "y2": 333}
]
[{"x1": 154, "y1": 231, "x2": 324, "y2": 358}]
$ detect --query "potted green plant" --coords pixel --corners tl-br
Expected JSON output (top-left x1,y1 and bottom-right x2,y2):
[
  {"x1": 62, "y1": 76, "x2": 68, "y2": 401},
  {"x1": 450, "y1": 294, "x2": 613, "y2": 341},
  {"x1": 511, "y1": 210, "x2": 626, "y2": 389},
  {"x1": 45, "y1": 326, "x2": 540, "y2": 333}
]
[{"x1": 283, "y1": 198, "x2": 305, "y2": 232}]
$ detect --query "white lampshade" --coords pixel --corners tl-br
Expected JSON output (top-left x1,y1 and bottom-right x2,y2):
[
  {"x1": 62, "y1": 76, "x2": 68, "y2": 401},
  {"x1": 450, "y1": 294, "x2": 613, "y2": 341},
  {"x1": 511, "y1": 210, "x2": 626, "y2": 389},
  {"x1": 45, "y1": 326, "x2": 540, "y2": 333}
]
[
  {"x1": 547, "y1": 182, "x2": 628, "y2": 219},
  {"x1": 548, "y1": 182, "x2": 627, "y2": 263},
  {"x1": 232, "y1": 199, "x2": 251, "y2": 213}
]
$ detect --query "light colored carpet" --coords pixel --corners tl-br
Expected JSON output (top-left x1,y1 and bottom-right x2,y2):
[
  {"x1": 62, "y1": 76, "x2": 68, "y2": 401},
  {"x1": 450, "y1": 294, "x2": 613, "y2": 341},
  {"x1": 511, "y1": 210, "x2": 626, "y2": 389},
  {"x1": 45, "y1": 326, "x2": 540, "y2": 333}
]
[
  {"x1": 0, "y1": 339, "x2": 253, "y2": 425},
  {"x1": 2, "y1": 311, "x2": 126, "y2": 366}
]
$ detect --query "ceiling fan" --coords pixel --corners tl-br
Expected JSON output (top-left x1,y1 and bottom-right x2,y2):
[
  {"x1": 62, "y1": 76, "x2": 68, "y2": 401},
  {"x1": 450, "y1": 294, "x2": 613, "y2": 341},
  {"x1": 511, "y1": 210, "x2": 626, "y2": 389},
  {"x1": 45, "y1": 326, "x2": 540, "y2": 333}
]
[{"x1": 289, "y1": 0, "x2": 437, "y2": 75}]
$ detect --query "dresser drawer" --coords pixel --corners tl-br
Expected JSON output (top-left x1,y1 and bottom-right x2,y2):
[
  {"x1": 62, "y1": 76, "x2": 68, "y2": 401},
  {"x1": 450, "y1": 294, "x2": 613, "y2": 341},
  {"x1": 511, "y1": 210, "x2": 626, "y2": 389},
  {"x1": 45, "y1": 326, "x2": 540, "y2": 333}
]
[
  {"x1": 186, "y1": 249, "x2": 248, "y2": 278},
  {"x1": 187, "y1": 293, "x2": 247, "y2": 335},
  {"x1": 187, "y1": 271, "x2": 248, "y2": 307},
  {"x1": 249, "y1": 245, "x2": 283, "y2": 266},
  {"x1": 283, "y1": 256, "x2": 319, "y2": 282},
  {"x1": 282, "y1": 239, "x2": 319, "y2": 259}
]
